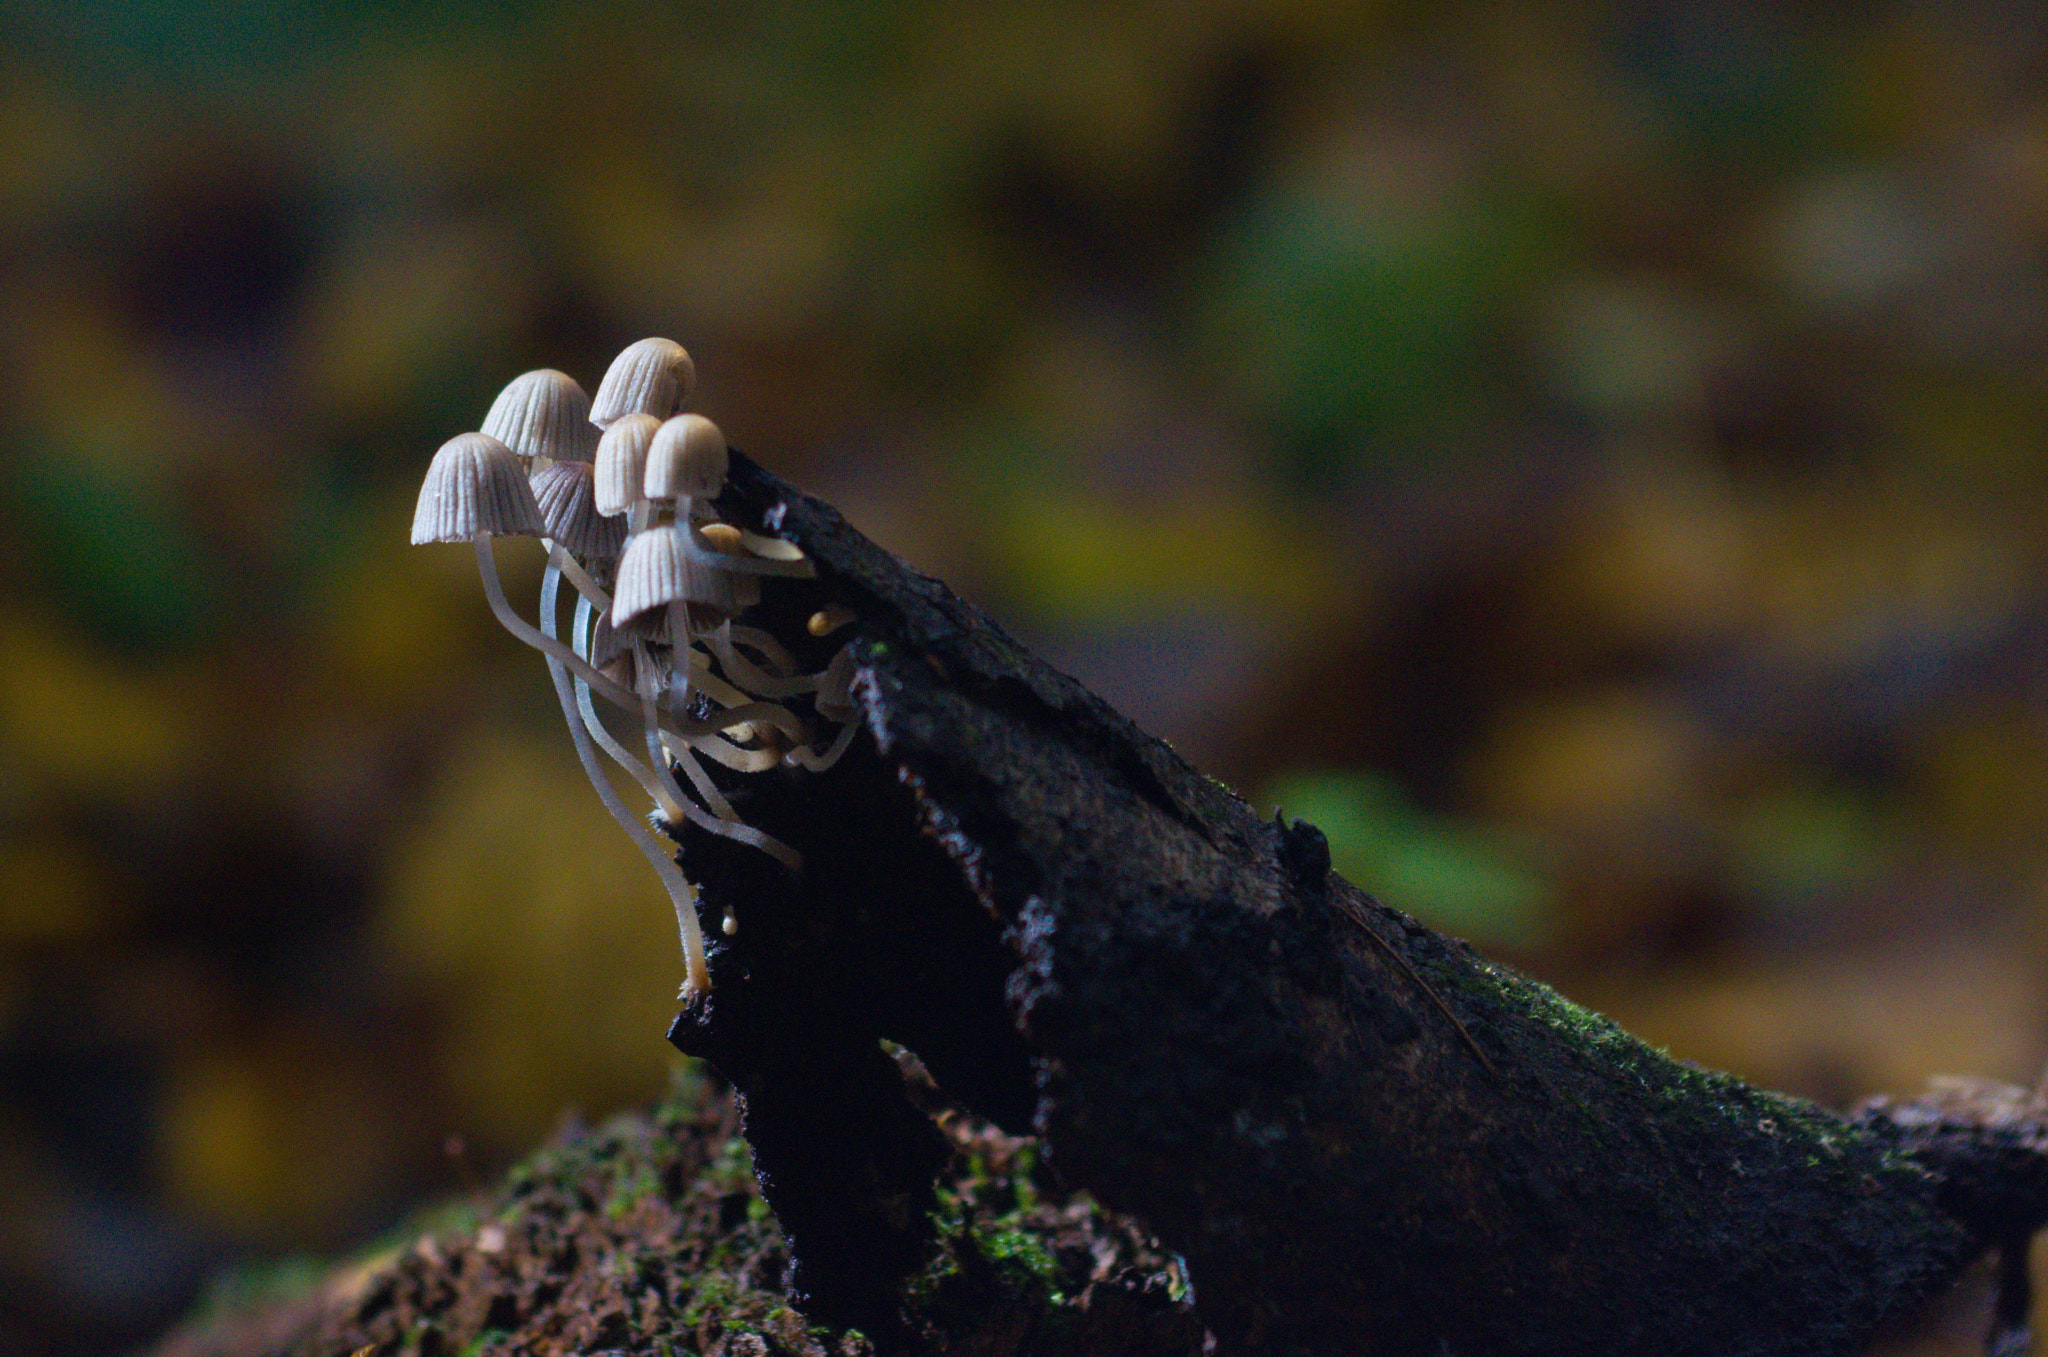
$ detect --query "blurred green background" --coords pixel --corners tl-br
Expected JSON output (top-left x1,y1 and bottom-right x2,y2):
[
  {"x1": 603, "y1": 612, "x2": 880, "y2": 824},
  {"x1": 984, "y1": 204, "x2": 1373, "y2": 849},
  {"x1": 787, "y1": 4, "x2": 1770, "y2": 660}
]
[{"x1": 2, "y1": 1, "x2": 2046, "y2": 1353}]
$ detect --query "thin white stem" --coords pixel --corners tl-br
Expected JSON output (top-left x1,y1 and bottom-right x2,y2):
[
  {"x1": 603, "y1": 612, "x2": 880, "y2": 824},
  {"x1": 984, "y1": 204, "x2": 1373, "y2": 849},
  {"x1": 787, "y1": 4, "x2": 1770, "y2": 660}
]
[
  {"x1": 707, "y1": 625, "x2": 819, "y2": 698},
  {"x1": 474, "y1": 535, "x2": 640, "y2": 710},
  {"x1": 549, "y1": 546, "x2": 611, "y2": 615},
  {"x1": 677, "y1": 732, "x2": 786, "y2": 774},
  {"x1": 538, "y1": 579, "x2": 709, "y2": 996},
  {"x1": 727, "y1": 624, "x2": 800, "y2": 675},
  {"x1": 675, "y1": 658, "x2": 813, "y2": 741},
  {"x1": 569, "y1": 594, "x2": 690, "y2": 825},
  {"x1": 790, "y1": 717, "x2": 860, "y2": 772},
  {"x1": 473, "y1": 534, "x2": 763, "y2": 740},
  {"x1": 668, "y1": 600, "x2": 691, "y2": 706},
  {"x1": 636, "y1": 638, "x2": 701, "y2": 826},
  {"x1": 670, "y1": 736, "x2": 739, "y2": 821}
]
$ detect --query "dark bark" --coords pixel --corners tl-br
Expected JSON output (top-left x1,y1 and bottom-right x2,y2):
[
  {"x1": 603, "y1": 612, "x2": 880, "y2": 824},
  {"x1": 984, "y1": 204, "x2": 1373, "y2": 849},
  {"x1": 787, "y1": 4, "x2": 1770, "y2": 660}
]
[{"x1": 664, "y1": 453, "x2": 2048, "y2": 1357}]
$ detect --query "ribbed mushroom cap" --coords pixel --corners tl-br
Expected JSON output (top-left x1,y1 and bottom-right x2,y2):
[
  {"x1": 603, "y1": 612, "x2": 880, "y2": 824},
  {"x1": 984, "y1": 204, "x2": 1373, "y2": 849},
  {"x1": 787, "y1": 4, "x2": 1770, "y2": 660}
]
[
  {"x1": 412, "y1": 433, "x2": 545, "y2": 543},
  {"x1": 589, "y1": 338, "x2": 696, "y2": 429},
  {"x1": 531, "y1": 460, "x2": 627, "y2": 560},
  {"x1": 593, "y1": 413, "x2": 660, "y2": 518},
  {"x1": 612, "y1": 529, "x2": 747, "y2": 627},
  {"x1": 643, "y1": 414, "x2": 728, "y2": 502},
  {"x1": 482, "y1": 369, "x2": 600, "y2": 464}
]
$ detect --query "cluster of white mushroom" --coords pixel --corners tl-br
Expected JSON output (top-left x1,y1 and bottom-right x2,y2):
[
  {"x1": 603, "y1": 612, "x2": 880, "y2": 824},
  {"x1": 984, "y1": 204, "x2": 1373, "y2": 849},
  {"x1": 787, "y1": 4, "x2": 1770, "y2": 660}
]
[{"x1": 410, "y1": 339, "x2": 858, "y2": 999}]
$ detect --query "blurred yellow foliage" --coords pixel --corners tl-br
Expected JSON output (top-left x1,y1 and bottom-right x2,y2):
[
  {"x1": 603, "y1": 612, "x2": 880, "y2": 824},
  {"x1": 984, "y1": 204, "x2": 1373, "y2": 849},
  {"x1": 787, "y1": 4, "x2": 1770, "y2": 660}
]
[
  {"x1": 0, "y1": 613, "x2": 198, "y2": 801},
  {"x1": 0, "y1": 840, "x2": 117, "y2": 944},
  {"x1": 160, "y1": 1033, "x2": 395, "y2": 1245},
  {"x1": 1469, "y1": 688, "x2": 1707, "y2": 835},
  {"x1": 379, "y1": 728, "x2": 684, "y2": 1159}
]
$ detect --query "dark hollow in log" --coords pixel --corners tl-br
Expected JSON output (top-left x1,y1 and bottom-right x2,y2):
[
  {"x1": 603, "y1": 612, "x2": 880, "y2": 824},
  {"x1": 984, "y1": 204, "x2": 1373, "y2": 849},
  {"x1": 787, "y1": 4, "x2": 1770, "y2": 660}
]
[{"x1": 667, "y1": 453, "x2": 2046, "y2": 1356}]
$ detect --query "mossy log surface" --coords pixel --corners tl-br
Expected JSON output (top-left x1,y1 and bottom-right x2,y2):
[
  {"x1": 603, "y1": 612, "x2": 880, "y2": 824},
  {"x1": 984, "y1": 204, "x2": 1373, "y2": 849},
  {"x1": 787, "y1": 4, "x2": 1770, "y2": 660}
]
[
  {"x1": 660, "y1": 453, "x2": 2048, "y2": 1357},
  {"x1": 153, "y1": 1079, "x2": 1201, "y2": 1357}
]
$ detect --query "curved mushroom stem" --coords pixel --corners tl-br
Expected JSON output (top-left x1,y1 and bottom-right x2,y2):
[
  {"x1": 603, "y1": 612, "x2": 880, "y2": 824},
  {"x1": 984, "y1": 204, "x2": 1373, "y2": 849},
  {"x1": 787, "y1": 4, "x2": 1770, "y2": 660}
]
[
  {"x1": 472, "y1": 534, "x2": 643, "y2": 712},
  {"x1": 549, "y1": 547, "x2": 613, "y2": 618},
  {"x1": 674, "y1": 658, "x2": 813, "y2": 741},
  {"x1": 728, "y1": 623, "x2": 801, "y2": 673},
  {"x1": 705, "y1": 621, "x2": 819, "y2": 698},
  {"x1": 537, "y1": 575, "x2": 710, "y2": 996},
  {"x1": 789, "y1": 716, "x2": 860, "y2": 773},
  {"x1": 566, "y1": 593, "x2": 693, "y2": 826},
  {"x1": 634, "y1": 637, "x2": 707, "y2": 833},
  {"x1": 473, "y1": 534, "x2": 756, "y2": 742}
]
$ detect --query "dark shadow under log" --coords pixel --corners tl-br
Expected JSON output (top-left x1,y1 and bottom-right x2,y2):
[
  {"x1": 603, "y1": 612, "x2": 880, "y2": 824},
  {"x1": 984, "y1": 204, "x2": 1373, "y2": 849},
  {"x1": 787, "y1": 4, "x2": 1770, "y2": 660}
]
[{"x1": 667, "y1": 453, "x2": 2048, "y2": 1356}]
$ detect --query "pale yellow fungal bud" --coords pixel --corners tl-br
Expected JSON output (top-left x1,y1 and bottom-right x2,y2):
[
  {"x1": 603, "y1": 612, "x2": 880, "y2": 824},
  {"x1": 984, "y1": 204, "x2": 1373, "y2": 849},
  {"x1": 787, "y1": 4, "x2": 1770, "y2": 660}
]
[
  {"x1": 482, "y1": 369, "x2": 599, "y2": 464},
  {"x1": 531, "y1": 460, "x2": 626, "y2": 559},
  {"x1": 644, "y1": 414, "x2": 728, "y2": 502},
  {"x1": 698, "y1": 523, "x2": 744, "y2": 553},
  {"x1": 807, "y1": 607, "x2": 856, "y2": 637},
  {"x1": 589, "y1": 338, "x2": 696, "y2": 429},
  {"x1": 412, "y1": 433, "x2": 545, "y2": 543}
]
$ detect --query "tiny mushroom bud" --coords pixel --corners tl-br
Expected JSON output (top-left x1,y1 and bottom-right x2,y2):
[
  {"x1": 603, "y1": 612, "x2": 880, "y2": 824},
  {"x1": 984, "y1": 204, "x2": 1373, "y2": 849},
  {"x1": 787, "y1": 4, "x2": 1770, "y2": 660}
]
[
  {"x1": 412, "y1": 433, "x2": 545, "y2": 544},
  {"x1": 644, "y1": 414, "x2": 728, "y2": 504},
  {"x1": 482, "y1": 369, "x2": 599, "y2": 466},
  {"x1": 807, "y1": 606, "x2": 857, "y2": 637},
  {"x1": 697, "y1": 522, "x2": 744, "y2": 553},
  {"x1": 589, "y1": 338, "x2": 696, "y2": 429},
  {"x1": 594, "y1": 413, "x2": 660, "y2": 518},
  {"x1": 532, "y1": 460, "x2": 626, "y2": 560}
]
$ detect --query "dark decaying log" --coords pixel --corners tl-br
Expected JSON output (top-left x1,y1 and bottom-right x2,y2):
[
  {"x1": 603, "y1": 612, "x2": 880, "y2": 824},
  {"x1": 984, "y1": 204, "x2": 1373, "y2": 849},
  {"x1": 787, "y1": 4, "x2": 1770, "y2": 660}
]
[{"x1": 665, "y1": 452, "x2": 2048, "y2": 1356}]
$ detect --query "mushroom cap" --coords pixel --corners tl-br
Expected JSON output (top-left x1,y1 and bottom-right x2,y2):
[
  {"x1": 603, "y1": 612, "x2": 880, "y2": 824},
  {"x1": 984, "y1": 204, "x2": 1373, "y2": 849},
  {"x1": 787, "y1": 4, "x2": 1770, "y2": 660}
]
[
  {"x1": 412, "y1": 432, "x2": 545, "y2": 543},
  {"x1": 611, "y1": 528, "x2": 747, "y2": 627},
  {"x1": 589, "y1": 338, "x2": 696, "y2": 429},
  {"x1": 593, "y1": 413, "x2": 660, "y2": 518},
  {"x1": 482, "y1": 369, "x2": 599, "y2": 464},
  {"x1": 531, "y1": 460, "x2": 627, "y2": 560},
  {"x1": 644, "y1": 414, "x2": 729, "y2": 502}
]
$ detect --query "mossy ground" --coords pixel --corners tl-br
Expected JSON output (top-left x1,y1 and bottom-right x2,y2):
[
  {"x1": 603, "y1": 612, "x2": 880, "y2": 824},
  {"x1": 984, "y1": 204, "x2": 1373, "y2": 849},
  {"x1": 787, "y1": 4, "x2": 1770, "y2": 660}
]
[{"x1": 151, "y1": 1067, "x2": 1202, "y2": 1357}]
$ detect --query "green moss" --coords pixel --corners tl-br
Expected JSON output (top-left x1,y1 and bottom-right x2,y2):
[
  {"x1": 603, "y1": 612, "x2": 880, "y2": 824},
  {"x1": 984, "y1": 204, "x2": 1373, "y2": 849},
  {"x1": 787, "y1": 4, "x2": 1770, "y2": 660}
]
[
  {"x1": 604, "y1": 1160, "x2": 661, "y2": 1219},
  {"x1": 188, "y1": 1256, "x2": 330, "y2": 1323}
]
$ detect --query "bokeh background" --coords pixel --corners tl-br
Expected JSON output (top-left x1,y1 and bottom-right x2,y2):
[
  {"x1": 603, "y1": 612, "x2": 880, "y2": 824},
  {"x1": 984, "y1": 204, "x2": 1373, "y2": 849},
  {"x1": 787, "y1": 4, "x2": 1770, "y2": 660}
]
[{"x1": 2, "y1": 1, "x2": 2046, "y2": 1353}]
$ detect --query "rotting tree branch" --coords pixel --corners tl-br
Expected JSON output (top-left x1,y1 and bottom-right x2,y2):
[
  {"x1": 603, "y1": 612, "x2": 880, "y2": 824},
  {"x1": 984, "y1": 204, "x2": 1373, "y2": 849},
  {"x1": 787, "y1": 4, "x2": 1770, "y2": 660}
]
[{"x1": 666, "y1": 452, "x2": 2048, "y2": 1357}]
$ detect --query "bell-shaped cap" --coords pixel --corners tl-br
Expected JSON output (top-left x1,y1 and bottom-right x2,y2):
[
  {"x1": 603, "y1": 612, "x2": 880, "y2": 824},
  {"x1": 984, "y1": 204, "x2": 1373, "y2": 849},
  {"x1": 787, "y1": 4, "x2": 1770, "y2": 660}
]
[
  {"x1": 589, "y1": 338, "x2": 695, "y2": 429},
  {"x1": 612, "y1": 528, "x2": 747, "y2": 627},
  {"x1": 593, "y1": 413, "x2": 660, "y2": 518},
  {"x1": 482, "y1": 369, "x2": 599, "y2": 464},
  {"x1": 531, "y1": 460, "x2": 627, "y2": 560},
  {"x1": 644, "y1": 414, "x2": 728, "y2": 502},
  {"x1": 412, "y1": 432, "x2": 545, "y2": 543}
]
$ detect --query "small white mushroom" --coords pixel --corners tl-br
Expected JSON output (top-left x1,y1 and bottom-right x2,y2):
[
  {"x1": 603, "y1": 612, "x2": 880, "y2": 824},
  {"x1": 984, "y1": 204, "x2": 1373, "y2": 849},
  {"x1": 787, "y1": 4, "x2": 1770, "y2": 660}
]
[
  {"x1": 482, "y1": 369, "x2": 599, "y2": 466},
  {"x1": 413, "y1": 434, "x2": 645, "y2": 714},
  {"x1": 612, "y1": 528, "x2": 748, "y2": 630},
  {"x1": 411, "y1": 432, "x2": 544, "y2": 544},
  {"x1": 593, "y1": 413, "x2": 660, "y2": 521},
  {"x1": 532, "y1": 460, "x2": 626, "y2": 561},
  {"x1": 589, "y1": 338, "x2": 696, "y2": 429},
  {"x1": 643, "y1": 413, "x2": 729, "y2": 504}
]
